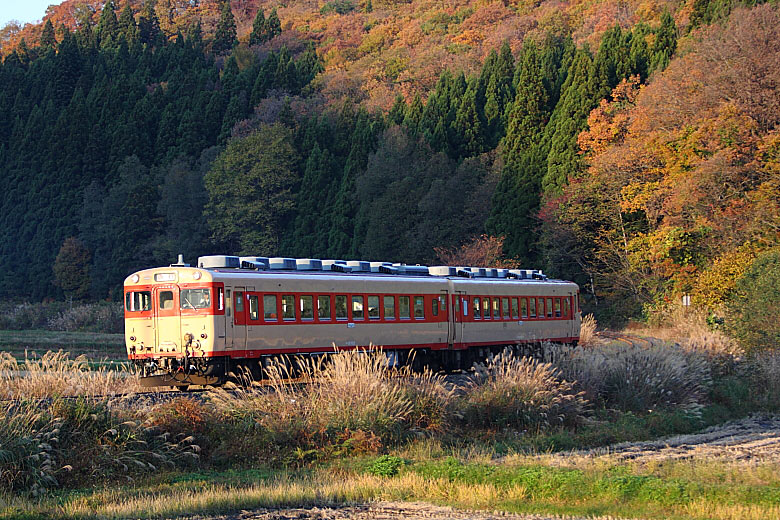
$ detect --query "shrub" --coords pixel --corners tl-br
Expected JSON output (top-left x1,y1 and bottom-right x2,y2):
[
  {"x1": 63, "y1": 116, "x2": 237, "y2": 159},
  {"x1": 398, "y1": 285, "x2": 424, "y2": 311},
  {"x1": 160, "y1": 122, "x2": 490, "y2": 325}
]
[
  {"x1": 726, "y1": 249, "x2": 780, "y2": 353},
  {"x1": 744, "y1": 350, "x2": 780, "y2": 412},
  {"x1": 0, "y1": 301, "x2": 123, "y2": 333},
  {"x1": 547, "y1": 342, "x2": 710, "y2": 414},
  {"x1": 459, "y1": 350, "x2": 588, "y2": 433}
]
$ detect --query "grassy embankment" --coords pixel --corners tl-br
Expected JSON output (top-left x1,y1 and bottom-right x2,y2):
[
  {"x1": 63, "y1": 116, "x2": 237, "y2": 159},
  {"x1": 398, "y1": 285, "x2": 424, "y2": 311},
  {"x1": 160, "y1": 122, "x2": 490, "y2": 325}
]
[{"x1": 2, "y1": 313, "x2": 779, "y2": 519}]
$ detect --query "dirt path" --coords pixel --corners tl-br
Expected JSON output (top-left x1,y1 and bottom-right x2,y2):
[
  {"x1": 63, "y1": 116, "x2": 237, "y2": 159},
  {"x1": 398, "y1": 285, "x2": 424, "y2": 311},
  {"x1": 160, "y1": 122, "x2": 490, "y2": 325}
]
[
  {"x1": 191, "y1": 502, "x2": 610, "y2": 520},
  {"x1": 543, "y1": 414, "x2": 780, "y2": 466}
]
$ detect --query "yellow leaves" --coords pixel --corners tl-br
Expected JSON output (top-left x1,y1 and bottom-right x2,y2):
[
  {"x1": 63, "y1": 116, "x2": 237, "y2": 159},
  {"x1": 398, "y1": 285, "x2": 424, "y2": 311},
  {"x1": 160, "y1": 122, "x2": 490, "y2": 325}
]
[
  {"x1": 451, "y1": 29, "x2": 484, "y2": 46},
  {"x1": 620, "y1": 180, "x2": 661, "y2": 213},
  {"x1": 691, "y1": 244, "x2": 758, "y2": 308}
]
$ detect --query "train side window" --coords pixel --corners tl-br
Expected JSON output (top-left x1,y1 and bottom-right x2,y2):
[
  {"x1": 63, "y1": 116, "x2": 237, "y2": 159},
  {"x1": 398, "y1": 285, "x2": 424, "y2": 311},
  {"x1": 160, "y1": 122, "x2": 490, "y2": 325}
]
[
  {"x1": 563, "y1": 298, "x2": 570, "y2": 318},
  {"x1": 414, "y1": 296, "x2": 425, "y2": 319},
  {"x1": 555, "y1": 298, "x2": 562, "y2": 318},
  {"x1": 432, "y1": 298, "x2": 439, "y2": 317},
  {"x1": 159, "y1": 291, "x2": 174, "y2": 310},
  {"x1": 483, "y1": 298, "x2": 490, "y2": 319},
  {"x1": 217, "y1": 287, "x2": 224, "y2": 311},
  {"x1": 282, "y1": 295, "x2": 295, "y2": 320},
  {"x1": 368, "y1": 295, "x2": 380, "y2": 319},
  {"x1": 529, "y1": 298, "x2": 536, "y2": 318},
  {"x1": 248, "y1": 295, "x2": 259, "y2": 321},
  {"x1": 352, "y1": 296, "x2": 364, "y2": 320},
  {"x1": 511, "y1": 298, "x2": 518, "y2": 319},
  {"x1": 399, "y1": 296, "x2": 411, "y2": 319},
  {"x1": 226, "y1": 290, "x2": 232, "y2": 317},
  {"x1": 126, "y1": 291, "x2": 151, "y2": 312},
  {"x1": 318, "y1": 295, "x2": 331, "y2": 320},
  {"x1": 462, "y1": 298, "x2": 468, "y2": 317},
  {"x1": 473, "y1": 297, "x2": 480, "y2": 319},
  {"x1": 383, "y1": 296, "x2": 395, "y2": 319},
  {"x1": 235, "y1": 291, "x2": 244, "y2": 312},
  {"x1": 300, "y1": 295, "x2": 314, "y2": 320},
  {"x1": 440, "y1": 296, "x2": 447, "y2": 311},
  {"x1": 335, "y1": 295, "x2": 348, "y2": 319},
  {"x1": 502, "y1": 297, "x2": 510, "y2": 319},
  {"x1": 520, "y1": 298, "x2": 527, "y2": 318},
  {"x1": 263, "y1": 295, "x2": 277, "y2": 320},
  {"x1": 537, "y1": 298, "x2": 544, "y2": 319},
  {"x1": 546, "y1": 298, "x2": 553, "y2": 318},
  {"x1": 492, "y1": 298, "x2": 499, "y2": 319}
]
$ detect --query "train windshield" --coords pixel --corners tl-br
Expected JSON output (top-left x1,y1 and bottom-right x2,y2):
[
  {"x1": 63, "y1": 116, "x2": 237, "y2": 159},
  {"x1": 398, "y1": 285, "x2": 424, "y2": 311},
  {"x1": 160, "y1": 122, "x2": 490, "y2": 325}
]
[
  {"x1": 181, "y1": 288, "x2": 211, "y2": 309},
  {"x1": 125, "y1": 291, "x2": 151, "y2": 312}
]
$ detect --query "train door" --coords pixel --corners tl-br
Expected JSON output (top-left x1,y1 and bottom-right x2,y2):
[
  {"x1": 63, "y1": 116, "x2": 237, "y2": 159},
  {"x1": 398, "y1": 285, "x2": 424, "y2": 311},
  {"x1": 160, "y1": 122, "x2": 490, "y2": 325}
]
[
  {"x1": 451, "y1": 290, "x2": 466, "y2": 348},
  {"x1": 568, "y1": 291, "x2": 576, "y2": 339},
  {"x1": 439, "y1": 290, "x2": 450, "y2": 345},
  {"x1": 231, "y1": 286, "x2": 247, "y2": 350},
  {"x1": 153, "y1": 286, "x2": 180, "y2": 353}
]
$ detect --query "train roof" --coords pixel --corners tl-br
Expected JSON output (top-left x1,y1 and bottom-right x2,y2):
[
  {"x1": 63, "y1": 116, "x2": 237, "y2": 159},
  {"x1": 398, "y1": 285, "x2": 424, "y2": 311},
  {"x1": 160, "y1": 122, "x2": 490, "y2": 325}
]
[{"x1": 124, "y1": 255, "x2": 578, "y2": 288}]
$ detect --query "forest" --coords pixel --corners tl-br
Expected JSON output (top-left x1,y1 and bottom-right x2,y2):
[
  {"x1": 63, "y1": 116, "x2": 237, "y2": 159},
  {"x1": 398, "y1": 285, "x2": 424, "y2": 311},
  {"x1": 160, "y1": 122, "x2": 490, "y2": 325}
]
[{"x1": 0, "y1": 0, "x2": 778, "y2": 334}]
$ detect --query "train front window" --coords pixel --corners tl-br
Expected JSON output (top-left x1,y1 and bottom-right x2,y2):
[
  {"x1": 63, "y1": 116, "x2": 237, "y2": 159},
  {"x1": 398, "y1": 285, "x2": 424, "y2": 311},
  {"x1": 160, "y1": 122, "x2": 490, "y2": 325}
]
[
  {"x1": 383, "y1": 296, "x2": 395, "y2": 319},
  {"x1": 318, "y1": 295, "x2": 331, "y2": 320},
  {"x1": 335, "y1": 295, "x2": 348, "y2": 319},
  {"x1": 300, "y1": 295, "x2": 314, "y2": 320},
  {"x1": 263, "y1": 295, "x2": 278, "y2": 320},
  {"x1": 181, "y1": 289, "x2": 211, "y2": 309},
  {"x1": 368, "y1": 296, "x2": 380, "y2": 319},
  {"x1": 282, "y1": 295, "x2": 295, "y2": 320},
  {"x1": 159, "y1": 291, "x2": 174, "y2": 310},
  {"x1": 126, "y1": 291, "x2": 151, "y2": 312}
]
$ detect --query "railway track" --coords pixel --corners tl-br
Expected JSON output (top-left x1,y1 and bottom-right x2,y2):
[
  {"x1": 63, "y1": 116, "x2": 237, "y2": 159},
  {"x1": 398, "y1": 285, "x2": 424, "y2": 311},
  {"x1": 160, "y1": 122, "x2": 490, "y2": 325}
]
[{"x1": 595, "y1": 331, "x2": 658, "y2": 348}]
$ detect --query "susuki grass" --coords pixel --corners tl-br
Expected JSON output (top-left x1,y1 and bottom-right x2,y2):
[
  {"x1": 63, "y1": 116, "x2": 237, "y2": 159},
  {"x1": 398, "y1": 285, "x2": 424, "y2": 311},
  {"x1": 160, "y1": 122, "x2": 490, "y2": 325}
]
[
  {"x1": 0, "y1": 350, "x2": 141, "y2": 399},
  {"x1": 460, "y1": 350, "x2": 587, "y2": 432},
  {"x1": 544, "y1": 341, "x2": 710, "y2": 413}
]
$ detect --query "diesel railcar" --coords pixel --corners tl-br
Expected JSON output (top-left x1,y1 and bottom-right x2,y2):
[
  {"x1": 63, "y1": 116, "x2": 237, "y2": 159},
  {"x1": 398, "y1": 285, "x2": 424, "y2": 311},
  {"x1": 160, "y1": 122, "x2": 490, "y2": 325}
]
[{"x1": 124, "y1": 256, "x2": 581, "y2": 387}]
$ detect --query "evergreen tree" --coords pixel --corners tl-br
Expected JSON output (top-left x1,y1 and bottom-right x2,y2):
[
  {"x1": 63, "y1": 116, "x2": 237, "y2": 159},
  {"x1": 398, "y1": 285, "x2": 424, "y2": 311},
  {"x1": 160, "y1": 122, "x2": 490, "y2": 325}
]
[
  {"x1": 249, "y1": 9, "x2": 267, "y2": 45},
  {"x1": 213, "y1": 1, "x2": 237, "y2": 54},
  {"x1": 651, "y1": 10, "x2": 677, "y2": 73},
  {"x1": 40, "y1": 20, "x2": 56, "y2": 51},
  {"x1": 451, "y1": 79, "x2": 483, "y2": 158},
  {"x1": 267, "y1": 8, "x2": 282, "y2": 39},
  {"x1": 388, "y1": 94, "x2": 406, "y2": 126},
  {"x1": 487, "y1": 42, "x2": 549, "y2": 261},
  {"x1": 118, "y1": 5, "x2": 139, "y2": 44},
  {"x1": 138, "y1": 0, "x2": 161, "y2": 45},
  {"x1": 53, "y1": 237, "x2": 91, "y2": 301},
  {"x1": 96, "y1": 0, "x2": 119, "y2": 47}
]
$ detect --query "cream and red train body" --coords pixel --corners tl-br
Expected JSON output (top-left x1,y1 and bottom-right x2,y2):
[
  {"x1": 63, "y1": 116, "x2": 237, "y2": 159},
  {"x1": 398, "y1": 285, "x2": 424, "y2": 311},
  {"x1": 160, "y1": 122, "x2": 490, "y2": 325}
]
[{"x1": 124, "y1": 256, "x2": 581, "y2": 387}]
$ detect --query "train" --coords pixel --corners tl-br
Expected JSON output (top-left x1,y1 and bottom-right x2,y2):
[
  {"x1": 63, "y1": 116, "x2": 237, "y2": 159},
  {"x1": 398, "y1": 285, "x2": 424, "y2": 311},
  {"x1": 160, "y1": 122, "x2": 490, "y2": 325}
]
[{"x1": 124, "y1": 255, "x2": 581, "y2": 388}]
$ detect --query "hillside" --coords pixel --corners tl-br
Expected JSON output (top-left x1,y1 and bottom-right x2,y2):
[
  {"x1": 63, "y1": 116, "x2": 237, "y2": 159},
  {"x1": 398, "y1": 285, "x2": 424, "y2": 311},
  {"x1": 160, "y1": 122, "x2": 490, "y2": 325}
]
[{"x1": 0, "y1": 0, "x2": 778, "y2": 336}]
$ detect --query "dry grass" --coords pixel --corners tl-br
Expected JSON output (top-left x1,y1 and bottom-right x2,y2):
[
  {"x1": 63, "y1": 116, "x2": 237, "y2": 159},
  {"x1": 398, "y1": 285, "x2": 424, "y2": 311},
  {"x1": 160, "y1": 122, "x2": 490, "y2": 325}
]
[
  {"x1": 0, "y1": 350, "x2": 142, "y2": 399},
  {"x1": 460, "y1": 349, "x2": 588, "y2": 432},
  {"x1": 544, "y1": 341, "x2": 710, "y2": 413},
  {"x1": 578, "y1": 313, "x2": 597, "y2": 346},
  {"x1": 745, "y1": 350, "x2": 780, "y2": 411}
]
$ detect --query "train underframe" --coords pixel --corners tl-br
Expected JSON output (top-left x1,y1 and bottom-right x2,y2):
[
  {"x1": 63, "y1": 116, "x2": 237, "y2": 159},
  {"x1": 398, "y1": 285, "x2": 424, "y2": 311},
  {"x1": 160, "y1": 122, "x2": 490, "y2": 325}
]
[{"x1": 132, "y1": 340, "x2": 576, "y2": 389}]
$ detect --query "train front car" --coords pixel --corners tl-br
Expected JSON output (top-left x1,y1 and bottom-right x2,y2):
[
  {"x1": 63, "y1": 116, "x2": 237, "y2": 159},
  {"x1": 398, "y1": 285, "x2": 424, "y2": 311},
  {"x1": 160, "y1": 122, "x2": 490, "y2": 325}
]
[{"x1": 124, "y1": 266, "x2": 225, "y2": 388}]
